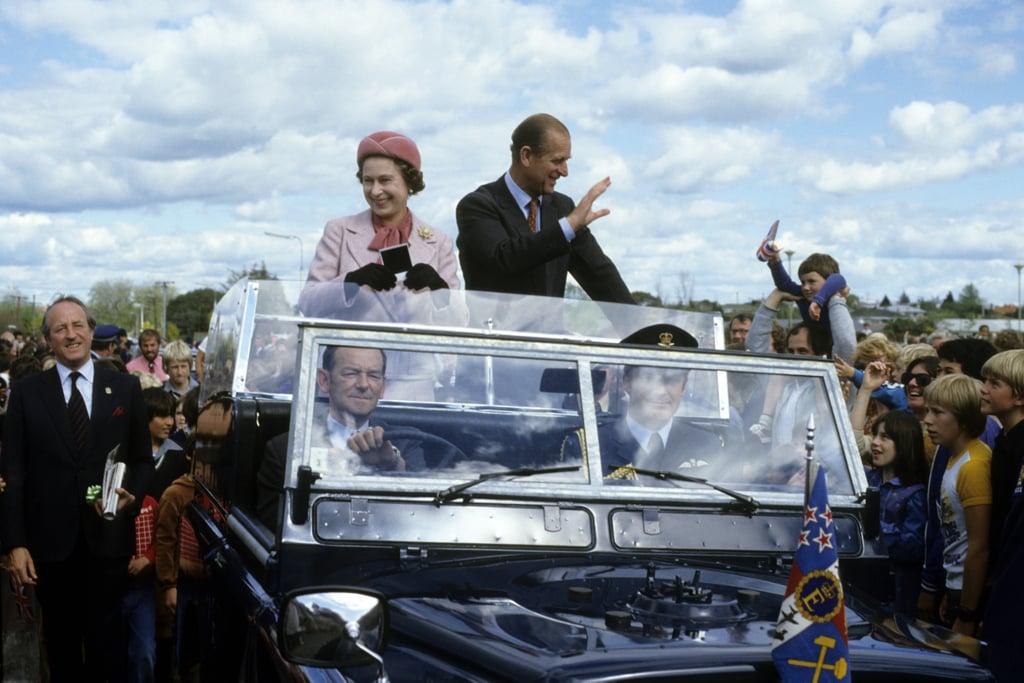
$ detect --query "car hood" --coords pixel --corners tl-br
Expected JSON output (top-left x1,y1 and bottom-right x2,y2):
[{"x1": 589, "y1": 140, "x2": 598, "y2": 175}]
[{"x1": 355, "y1": 556, "x2": 991, "y2": 682}]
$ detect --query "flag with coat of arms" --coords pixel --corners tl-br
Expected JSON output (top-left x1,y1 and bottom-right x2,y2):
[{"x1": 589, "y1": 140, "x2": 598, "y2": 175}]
[{"x1": 771, "y1": 464, "x2": 850, "y2": 682}]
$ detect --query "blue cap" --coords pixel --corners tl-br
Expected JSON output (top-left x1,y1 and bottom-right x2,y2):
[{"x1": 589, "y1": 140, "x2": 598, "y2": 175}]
[{"x1": 94, "y1": 324, "x2": 121, "y2": 343}]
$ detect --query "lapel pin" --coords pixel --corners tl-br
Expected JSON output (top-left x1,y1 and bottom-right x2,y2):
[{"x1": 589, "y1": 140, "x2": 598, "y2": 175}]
[{"x1": 105, "y1": 387, "x2": 112, "y2": 394}]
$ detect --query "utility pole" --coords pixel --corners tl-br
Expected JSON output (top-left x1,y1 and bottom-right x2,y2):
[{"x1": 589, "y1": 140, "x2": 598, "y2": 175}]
[
  {"x1": 11, "y1": 294, "x2": 25, "y2": 326},
  {"x1": 1016, "y1": 264, "x2": 1023, "y2": 333},
  {"x1": 156, "y1": 281, "x2": 174, "y2": 338}
]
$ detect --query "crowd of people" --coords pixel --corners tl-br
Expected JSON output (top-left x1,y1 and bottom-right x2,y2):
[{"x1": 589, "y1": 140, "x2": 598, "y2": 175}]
[
  {"x1": 0, "y1": 308, "x2": 205, "y2": 682},
  {"x1": 1, "y1": 111, "x2": 1023, "y2": 680},
  {"x1": 727, "y1": 260, "x2": 1023, "y2": 680}
]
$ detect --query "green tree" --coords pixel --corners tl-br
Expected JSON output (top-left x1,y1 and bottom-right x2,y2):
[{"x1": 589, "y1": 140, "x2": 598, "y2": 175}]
[
  {"x1": 88, "y1": 279, "x2": 138, "y2": 331},
  {"x1": 631, "y1": 291, "x2": 664, "y2": 307},
  {"x1": 565, "y1": 282, "x2": 590, "y2": 301},
  {"x1": 880, "y1": 295, "x2": 892, "y2": 307},
  {"x1": 899, "y1": 291, "x2": 910, "y2": 305},
  {"x1": 0, "y1": 291, "x2": 38, "y2": 333},
  {"x1": 224, "y1": 261, "x2": 277, "y2": 291},
  {"x1": 956, "y1": 283, "x2": 983, "y2": 317},
  {"x1": 883, "y1": 316, "x2": 931, "y2": 340},
  {"x1": 168, "y1": 288, "x2": 219, "y2": 341},
  {"x1": 133, "y1": 283, "x2": 174, "y2": 336}
]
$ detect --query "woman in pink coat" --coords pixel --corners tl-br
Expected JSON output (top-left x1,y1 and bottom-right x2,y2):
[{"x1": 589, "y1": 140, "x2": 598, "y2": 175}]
[{"x1": 299, "y1": 131, "x2": 463, "y2": 400}]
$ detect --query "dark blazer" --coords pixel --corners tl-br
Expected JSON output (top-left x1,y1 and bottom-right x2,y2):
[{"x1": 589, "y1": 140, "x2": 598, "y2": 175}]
[
  {"x1": 1, "y1": 365, "x2": 154, "y2": 562},
  {"x1": 599, "y1": 418, "x2": 725, "y2": 472},
  {"x1": 456, "y1": 177, "x2": 634, "y2": 303}
]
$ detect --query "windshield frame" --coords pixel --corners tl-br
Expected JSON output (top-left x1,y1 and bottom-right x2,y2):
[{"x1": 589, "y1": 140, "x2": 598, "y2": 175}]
[{"x1": 284, "y1": 321, "x2": 867, "y2": 510}]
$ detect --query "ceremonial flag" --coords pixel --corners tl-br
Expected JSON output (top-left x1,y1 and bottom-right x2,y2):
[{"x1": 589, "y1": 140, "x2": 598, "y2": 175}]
[{"x1": 771, "y1": 465, "x2": 850, "y2": 682}]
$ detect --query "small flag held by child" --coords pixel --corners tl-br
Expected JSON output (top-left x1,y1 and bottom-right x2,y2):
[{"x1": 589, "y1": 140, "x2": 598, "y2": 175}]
[{"x1": 756, "y1": 219, "x2": 780, "y2": 262}]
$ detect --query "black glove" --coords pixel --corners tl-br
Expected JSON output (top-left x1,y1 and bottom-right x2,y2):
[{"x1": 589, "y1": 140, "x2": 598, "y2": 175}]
[
  {"x1": 404, "y1": 263, "x2": 449, "y2": 291},
  {"x1": 345, "y1": 263, "x2": 397, "y2": 291}
]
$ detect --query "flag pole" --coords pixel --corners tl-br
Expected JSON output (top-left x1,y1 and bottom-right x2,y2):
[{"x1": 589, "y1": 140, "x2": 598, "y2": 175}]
[{"x1": 803, "y1": 414, "x2": 815, "y2": 507}]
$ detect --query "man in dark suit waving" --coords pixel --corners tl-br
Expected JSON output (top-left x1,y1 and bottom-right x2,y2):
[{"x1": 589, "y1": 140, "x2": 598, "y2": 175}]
[
  {"x1": 456, "y1": 113, "x2": 634, "y2": 303},
  {"x1": 1, "y1": 295, "x2": 153, "y2": 681}
]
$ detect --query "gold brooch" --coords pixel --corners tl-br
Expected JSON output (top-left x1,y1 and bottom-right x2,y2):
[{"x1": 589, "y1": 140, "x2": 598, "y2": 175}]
[
  {"x1": 657, "y1": 332, "x2": 675, "y2": 347},
  {"x1": 417, "y1": 226, "x2": 433, "y2": 239}
]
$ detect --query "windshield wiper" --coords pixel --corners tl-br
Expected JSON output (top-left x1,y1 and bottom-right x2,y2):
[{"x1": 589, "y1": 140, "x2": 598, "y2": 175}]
[
  {"x1": 610, "y1": 466, "x2": 760, "y2": 513},
  {"x1": 433, "y1": 465, "x2": 581, "y2": 506}
]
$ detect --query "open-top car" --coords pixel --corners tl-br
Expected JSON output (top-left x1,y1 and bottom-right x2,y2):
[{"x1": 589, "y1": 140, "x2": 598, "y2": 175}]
[{"x1": 188, "y1": 279, "x2": 992, "y2": 681}]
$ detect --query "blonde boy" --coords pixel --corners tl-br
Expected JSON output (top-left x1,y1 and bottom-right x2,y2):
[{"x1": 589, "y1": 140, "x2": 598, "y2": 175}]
[
  {"x1": 162, "y1": 340, "x2": 198, "y2": 399},
  {"x1": 980, "y1": 350, "x2": 1024, "y2": 556},
  {"x1": 982, "y1": 351, "x2": 1024, "y2": 681},
  {"x1": 922, "y1": 374, "x2": 991, "y2": 636}
]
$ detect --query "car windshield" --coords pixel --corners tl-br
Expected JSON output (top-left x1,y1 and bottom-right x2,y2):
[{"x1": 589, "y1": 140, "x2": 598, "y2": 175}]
[
  {"x1": 293, "y1": 339, "x2": 853, "y2": 497},
  {"x1": 204, "y1": 280, "x2": 861, "y2": 512}
]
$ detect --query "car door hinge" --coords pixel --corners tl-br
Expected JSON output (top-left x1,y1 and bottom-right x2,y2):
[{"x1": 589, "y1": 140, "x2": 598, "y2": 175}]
[
  {"x1": 400, "y1": 546, "x2": 427, "y2": 570},
  {"x1": 544, "y1": 504, "x2": 562, "y2": 532},
  {"x1": 350, "y1": 497, "x2": 369, "y2": 526},
  {"x1": 643, "y1": 507, "x2": 661, "y2": 535}
]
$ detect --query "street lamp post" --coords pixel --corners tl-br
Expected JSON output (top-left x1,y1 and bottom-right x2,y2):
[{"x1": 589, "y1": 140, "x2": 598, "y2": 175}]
[
  {"x1": 156, "y1": 281, "x2": 173, "y2": 337},
  {"x1": 1015, "y1": 263, "x2": 1023, "y2": 332},
  {"x1": 133, "y1": 303, "x2": 143, "y2": 339},
  {"x1": 265, "y1": 231, "x2": 305, "y2": 282},
  {"x1": 784, "y1": 249, "x2": 795, "y2": 326}
]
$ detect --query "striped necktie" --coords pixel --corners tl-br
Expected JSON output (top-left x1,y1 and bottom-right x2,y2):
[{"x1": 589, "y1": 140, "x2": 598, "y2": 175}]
[
  {"x1": 527, "y1": 198, "x2": 538, "y2": 233},
  {"x1": 68, "y1": 371, "x2": 89, "y2": 451}
]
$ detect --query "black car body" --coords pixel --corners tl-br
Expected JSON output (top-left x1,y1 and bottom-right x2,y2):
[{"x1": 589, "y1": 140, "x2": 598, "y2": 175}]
[{"x1": 188, "y1": 279, "x2": 992, "y2": 681}]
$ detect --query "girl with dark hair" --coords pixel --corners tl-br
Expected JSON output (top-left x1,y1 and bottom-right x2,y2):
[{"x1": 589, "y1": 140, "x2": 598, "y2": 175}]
[{"x1": 869, "y1": 409, "x2": 929, "y2": 616}]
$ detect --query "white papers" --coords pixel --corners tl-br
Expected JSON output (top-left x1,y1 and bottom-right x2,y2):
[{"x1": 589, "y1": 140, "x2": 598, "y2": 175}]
[{"x1": 102, "y1": 445, "x2": 125, "y2": 520}]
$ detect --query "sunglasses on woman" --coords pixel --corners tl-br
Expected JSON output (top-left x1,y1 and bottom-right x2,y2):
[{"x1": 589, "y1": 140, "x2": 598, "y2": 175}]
[{"x1": 900, "y1": 372, "x2": 933, "y2": 388}]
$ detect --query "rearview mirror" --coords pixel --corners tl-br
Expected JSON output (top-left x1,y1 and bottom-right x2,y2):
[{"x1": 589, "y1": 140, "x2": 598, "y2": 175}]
[{"x1": 280, "y1": 589, "x2": 386, "y2": 670}]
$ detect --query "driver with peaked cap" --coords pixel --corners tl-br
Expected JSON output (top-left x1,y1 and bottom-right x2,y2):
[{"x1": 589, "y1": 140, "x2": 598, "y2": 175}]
[
  {"x1": 603, "y1": 325, "x2": 724, "y2": 478},
  {"x1": 563, "y1": 324, "x2": 726, "y2": 479}
]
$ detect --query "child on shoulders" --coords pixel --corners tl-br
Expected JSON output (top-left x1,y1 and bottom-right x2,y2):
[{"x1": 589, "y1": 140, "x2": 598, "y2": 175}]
[{"x1": 756, "y1": 222, "x2": 849, "y2": 328}]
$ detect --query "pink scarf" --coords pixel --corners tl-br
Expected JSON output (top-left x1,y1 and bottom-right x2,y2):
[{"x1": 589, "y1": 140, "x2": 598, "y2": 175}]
[{"x1": 368, "y1": 211, "x2": 413, "y2": 259}]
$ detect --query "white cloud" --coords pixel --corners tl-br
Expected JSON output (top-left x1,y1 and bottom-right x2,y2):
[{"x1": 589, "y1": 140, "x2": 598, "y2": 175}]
[
  {"x1": 1, "y1": 0, "x2": 1024, "y2": 310},
  {"x1": 646, "y1": 126, "x2": 780, "y2": 194},
  {"x1": 889, "y1": 100, "x2": 1024, "y2": 150},
  {"x1": 847, "y1": 8, "x2": 942, "y2": 67}
]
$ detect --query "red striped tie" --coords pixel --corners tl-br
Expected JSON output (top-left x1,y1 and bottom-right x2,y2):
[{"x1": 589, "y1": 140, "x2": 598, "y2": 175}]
[
  {"x1": 527, "y1": 198, "x2": 538, "y2": 233},
  {"x1": 68, "y1": 371, "x2": 89, "y2": 451}
]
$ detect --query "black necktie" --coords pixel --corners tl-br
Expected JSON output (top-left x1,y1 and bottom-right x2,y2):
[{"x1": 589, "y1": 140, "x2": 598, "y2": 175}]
[
  {"x1": 527, "y1": 198, "x2": 538, "y2": 233},
  {"x1": 68, "y1": 371, "x2": 89, "y2": 451}
]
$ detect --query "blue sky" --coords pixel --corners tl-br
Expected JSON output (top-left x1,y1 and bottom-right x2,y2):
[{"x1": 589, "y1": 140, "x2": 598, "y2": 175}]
[{"x1": 1, "y1": 0, "x2": 1023, "y2": 313}]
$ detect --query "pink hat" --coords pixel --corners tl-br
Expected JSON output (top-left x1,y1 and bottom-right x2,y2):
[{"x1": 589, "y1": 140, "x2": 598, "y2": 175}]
[{"x1": 357, "y1": 130, "x2": 421, "y2": 171}]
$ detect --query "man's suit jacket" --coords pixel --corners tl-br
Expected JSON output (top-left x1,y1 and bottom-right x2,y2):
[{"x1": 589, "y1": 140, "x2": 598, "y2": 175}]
[
  {"x1": 599, "y1": 417, "x2": 724, "y2": 473},
  {"x1": 1, "y1": 365, "x2": 153, "y2": 563},
  {"x1": 456, "y1": 177, "x2": 634, "y2": 303}
]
